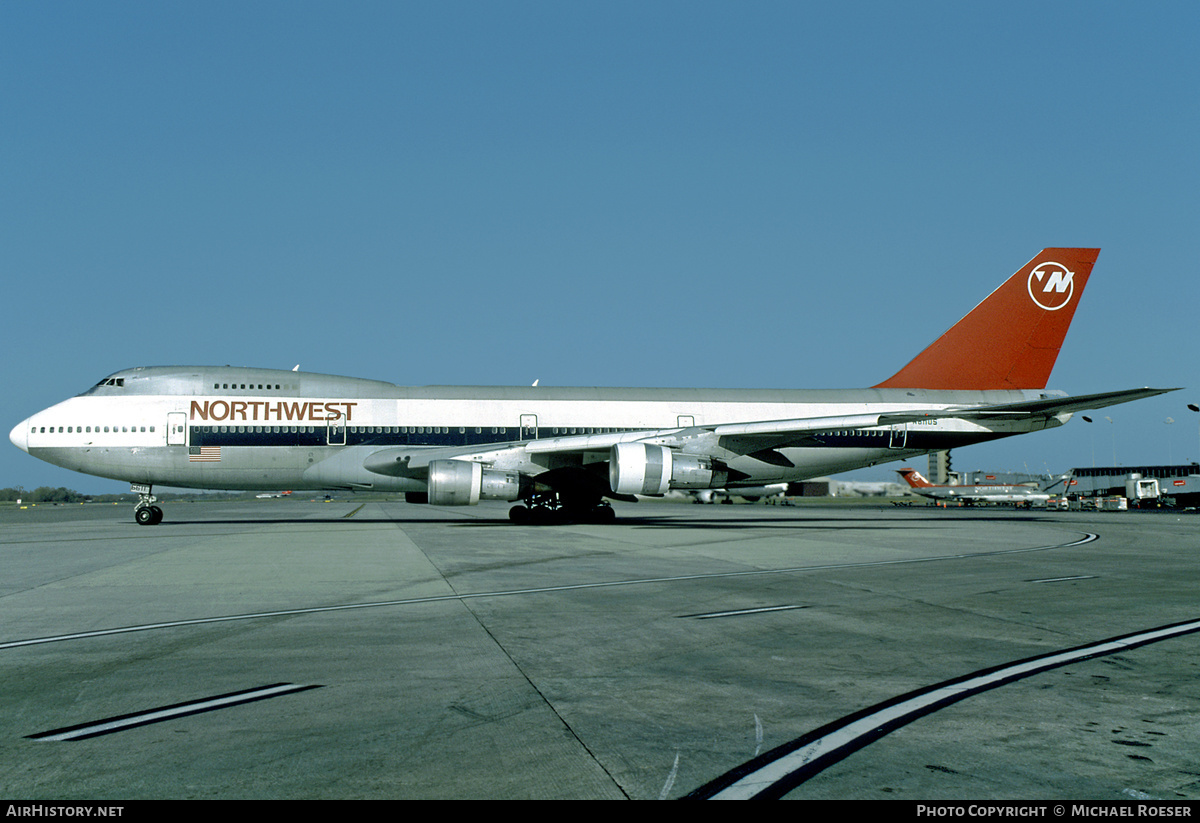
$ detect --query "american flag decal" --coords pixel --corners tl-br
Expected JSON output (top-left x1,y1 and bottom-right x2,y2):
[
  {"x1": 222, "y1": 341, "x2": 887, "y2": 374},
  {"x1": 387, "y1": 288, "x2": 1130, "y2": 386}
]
[{"x1": 189, "y1": 446, "x2": 221, "y2": 462}]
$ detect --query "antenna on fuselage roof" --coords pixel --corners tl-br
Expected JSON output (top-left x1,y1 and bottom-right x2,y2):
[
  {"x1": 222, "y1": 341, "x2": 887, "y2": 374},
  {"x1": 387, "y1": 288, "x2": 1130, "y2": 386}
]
[{"x1": 292, "y1": 365, "x2": 300, "y2": 371}]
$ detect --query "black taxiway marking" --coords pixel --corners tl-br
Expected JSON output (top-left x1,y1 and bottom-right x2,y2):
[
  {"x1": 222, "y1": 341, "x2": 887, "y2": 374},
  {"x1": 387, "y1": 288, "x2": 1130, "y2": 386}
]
[{"x1": 28, "y1": 683, "x2": 322, "y2": 741}]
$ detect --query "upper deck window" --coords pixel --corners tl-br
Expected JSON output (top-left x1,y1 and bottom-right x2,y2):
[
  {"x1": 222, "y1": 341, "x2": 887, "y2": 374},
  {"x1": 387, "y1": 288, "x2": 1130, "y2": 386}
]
[{"x1": 214, "y1": 382, "x2": 284, "y2": 391}]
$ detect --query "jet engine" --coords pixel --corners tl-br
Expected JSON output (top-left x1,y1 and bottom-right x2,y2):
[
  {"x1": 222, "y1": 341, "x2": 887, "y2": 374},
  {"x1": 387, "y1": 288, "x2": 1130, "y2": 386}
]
[
  {"x1": 608, "y1": 443, "x2": 721, "y2": 495},
  {"x1": 426, "y1": 459, "x2": 523, "y2": 506}
]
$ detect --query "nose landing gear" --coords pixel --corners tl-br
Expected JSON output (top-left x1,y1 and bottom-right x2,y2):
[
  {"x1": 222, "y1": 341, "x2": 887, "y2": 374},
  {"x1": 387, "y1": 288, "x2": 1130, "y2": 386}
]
[{"x1": 132, "y1": 483, "x2": 163, "y2": 525}]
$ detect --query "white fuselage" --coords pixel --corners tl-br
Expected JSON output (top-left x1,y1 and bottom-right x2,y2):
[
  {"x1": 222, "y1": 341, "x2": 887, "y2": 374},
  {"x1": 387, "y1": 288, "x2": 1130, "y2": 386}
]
[{"x1": 916, "y1": 486, "x2": 1052, "y2": 503}]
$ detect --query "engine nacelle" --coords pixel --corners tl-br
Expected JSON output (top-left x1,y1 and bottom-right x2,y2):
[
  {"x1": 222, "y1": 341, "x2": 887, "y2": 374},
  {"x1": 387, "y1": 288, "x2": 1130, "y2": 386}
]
[
  {"x1": 426, "y1": 460, "x2": 523, "y2": 506},
  {"x1": 609, "y1": 443, "x2": 719, "y2": 495}
]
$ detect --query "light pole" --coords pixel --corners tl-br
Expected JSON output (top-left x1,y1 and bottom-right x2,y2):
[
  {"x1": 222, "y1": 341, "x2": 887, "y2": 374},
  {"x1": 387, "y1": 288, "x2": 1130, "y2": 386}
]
[
  {"x1": 1104, "y1": 416, "x2": 1116, "y2": 466},
  {"x1": 1188, "y1": 404, "x2": 1199, "y2": 464},
  {"x1": 1165, "y1": 417, "x2": 1174, "y2": 464},
  {"x1": 1082, "y1": 415, "x2": 1096, "y2": 468}
]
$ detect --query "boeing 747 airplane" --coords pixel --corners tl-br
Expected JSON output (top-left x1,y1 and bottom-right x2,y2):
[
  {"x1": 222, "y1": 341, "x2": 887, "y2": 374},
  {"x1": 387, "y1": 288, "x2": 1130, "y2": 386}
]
[{"x1": 9, "y1": 248, "x2": 1176, "y2": 524}]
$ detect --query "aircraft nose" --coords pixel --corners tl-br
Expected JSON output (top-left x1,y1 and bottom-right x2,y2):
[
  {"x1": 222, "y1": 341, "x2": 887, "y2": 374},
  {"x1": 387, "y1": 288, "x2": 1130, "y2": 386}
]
[{"x1": 10, "y1": 418, "x2": 29, "y2": 453}]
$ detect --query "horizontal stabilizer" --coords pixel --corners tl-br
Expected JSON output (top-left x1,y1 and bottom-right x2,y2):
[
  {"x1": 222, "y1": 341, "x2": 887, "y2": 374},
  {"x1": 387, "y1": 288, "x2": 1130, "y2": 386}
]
[{"x1": 879, "y1": 387, "x2": 1181, "y2": 424}]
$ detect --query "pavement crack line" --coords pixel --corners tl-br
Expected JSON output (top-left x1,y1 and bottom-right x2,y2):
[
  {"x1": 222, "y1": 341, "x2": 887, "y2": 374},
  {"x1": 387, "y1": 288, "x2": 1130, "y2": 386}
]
[{"x1": 420, "y1": 546, "x2": 633, "y2": 800}]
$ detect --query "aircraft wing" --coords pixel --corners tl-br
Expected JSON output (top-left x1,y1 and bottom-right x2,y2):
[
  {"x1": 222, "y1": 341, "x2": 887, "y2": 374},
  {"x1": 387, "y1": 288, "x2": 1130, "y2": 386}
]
[
  {"x1": 362, "y1": 387, "x2": 1179, "y2": 477},
  {"x1": 362, "y1": 443, "x2": 513, "y2": 476},
  {"x1": 362, "y1": 413, "x2": 908, "y2": 478},
  {"x1": 363, "y1": 428, "x2": 687, "y2": 477},
  {"x1": 690, "y1": 387, "x2": 1178, "y2": 457}
]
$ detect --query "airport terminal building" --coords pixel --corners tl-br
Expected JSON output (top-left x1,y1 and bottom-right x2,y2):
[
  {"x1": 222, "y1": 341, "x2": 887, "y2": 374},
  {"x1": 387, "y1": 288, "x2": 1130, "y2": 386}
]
[{"x1": 1067, "y1": 463, "x2": 1200, "y2": 506}]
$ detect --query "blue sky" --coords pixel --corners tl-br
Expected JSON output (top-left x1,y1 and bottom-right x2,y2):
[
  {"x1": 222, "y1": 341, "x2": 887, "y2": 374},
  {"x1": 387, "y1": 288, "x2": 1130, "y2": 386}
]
[{"x1": 3, "y1": 1, "x2": 1197, "y2": 493}]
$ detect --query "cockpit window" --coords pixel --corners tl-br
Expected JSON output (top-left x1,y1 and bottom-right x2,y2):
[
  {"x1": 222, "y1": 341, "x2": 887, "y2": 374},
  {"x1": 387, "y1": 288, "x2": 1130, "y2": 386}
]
[{"x1": 95, "y1": 378, "x2": 125, "y2": 388}]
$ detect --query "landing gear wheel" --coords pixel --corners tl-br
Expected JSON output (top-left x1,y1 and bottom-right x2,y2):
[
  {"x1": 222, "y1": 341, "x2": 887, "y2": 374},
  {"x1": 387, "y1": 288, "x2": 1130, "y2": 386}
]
[
  {"x1": 530, "y1": 507, "x2": 569, "y2": 525},
  {"x1": 510, "y1": 485, "x2": 617, "y2": 525},
  {"x1": 573, "y1": 503, "x2": 616, "y2": 523},
  {"x1": 135, "y1": 505, "x2": 163, "y2": 526},
  {"x1": 132, "y1": 484, "x2": 162, "y2": 525}
]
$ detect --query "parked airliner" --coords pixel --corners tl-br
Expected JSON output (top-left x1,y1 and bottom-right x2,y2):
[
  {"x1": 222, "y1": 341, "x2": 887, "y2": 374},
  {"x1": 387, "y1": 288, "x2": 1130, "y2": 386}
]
[
  {"x1": 9, "y1": 248, "x2": 1176, "y2": 524},
  {"x1": 897, "y1": 468, "x2": 1065, "y2": 505}
]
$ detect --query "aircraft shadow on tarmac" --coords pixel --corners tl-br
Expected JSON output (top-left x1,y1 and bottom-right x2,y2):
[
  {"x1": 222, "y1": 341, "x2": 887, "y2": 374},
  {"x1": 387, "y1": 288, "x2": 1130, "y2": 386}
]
[{"x1": 152, "y1": 512, "x2": 1052, "y2": 529}]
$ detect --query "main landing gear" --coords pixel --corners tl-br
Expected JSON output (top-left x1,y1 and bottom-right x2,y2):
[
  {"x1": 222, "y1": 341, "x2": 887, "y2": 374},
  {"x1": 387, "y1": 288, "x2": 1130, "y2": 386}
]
[
  {"x1": 507, "y1": 488, "x2": 617, "y2": 525},
  {"x1": 132, "y1": 484, "x2": 163, "y2": 526}
]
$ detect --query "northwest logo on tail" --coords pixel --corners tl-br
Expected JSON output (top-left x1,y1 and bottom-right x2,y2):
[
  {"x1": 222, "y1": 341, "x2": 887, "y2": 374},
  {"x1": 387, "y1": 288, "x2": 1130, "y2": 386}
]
[{"x1": 1027, "y1": 261, "x2": 1075, "y2": 311}]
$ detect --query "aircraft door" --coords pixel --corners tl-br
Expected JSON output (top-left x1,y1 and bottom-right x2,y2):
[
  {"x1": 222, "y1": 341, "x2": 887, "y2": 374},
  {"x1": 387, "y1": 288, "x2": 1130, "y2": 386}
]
[
  {"x1": 888, "y1": 424, "x2": 907, "y2": 449},
  {"x1": 520, "y1": 414, "x2": 537, "y2": 440},
  {"x1": 326, "y1": 411, "x2": 346, "y2": 445},
  {"x1": 167, "y1": 412, "x2": 187, "y2": 446}
]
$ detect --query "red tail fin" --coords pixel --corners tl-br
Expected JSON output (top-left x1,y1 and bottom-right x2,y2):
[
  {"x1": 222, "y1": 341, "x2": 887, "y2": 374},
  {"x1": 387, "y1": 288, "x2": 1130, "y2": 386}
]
[
  {"x1": 874, "y1": 248, "x2": 1099, "y2": 390},
  {"x1": 897, "y1": 468, "x2": 933, "y2": 488}
]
